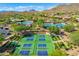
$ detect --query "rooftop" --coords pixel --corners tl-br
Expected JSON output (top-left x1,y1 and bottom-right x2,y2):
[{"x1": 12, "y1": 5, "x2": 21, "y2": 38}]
[{"x1": 0, "y1": 27, "x2": 12, "y2": 38}]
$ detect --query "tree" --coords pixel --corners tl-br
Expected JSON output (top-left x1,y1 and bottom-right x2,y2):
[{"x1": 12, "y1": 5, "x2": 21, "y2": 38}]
[
  {"x1": 30, "y1": 22, "x2": 37, "y2": 30},
  {"x1": 11, "y1": 24, "x2": 30, "y2": 32},
  {"x1": 36, "y1": 18, "x2": 44, "y2": 27},
  {"x1": 0, "y1": 34, "x2": 4, "y2": 43},
  {"x1": 64, "y1": 24, "x2": 75, "y2": 32},
  {"x1": 70, "y1": 31, "x2": 79, "y2": 46},
  {"x1": 48, "y1": 26, "x2": 60, "y2": 34},
  {"x1": 10, "y1": 34, "x2": 22, "y2": 41}
]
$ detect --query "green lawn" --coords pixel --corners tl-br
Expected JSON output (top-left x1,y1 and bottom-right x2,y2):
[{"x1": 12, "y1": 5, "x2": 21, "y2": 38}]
[{"x1": 70, "y1": 31, "x2": 79, "y2": 45}]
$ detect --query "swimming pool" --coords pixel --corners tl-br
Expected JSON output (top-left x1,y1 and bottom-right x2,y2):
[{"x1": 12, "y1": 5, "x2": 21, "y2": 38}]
[
  {"x1": 17, "y1": 21, "x2": 33, "y2": 25},
  {"x1": 44, "y1": 23, "x2": 65, "y2": 28}
]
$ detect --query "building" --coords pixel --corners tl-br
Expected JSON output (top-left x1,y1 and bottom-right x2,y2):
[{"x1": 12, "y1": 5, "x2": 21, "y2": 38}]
[
  {"x1": 0, "y1": 26, "x2": 12, "y2": 38},
  {"x1": 76, "y1": 18, "x2": 79, "y2": 22}
]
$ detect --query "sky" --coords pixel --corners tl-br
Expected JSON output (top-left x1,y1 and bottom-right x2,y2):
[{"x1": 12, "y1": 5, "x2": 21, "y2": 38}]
[{"x1": 0, "y1": 3, "x2": 60, "y2": 12}]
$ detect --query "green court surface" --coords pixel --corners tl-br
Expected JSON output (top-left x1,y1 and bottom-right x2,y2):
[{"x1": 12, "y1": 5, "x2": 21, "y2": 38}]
[{"x1": 13, "y1": 34, "x2": 55, "y2": 56}]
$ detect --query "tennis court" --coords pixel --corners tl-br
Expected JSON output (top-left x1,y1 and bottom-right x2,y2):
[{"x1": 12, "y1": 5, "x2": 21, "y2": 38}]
[{"x1": 13, "y1": 34, "x2": 55, "y2": 56}]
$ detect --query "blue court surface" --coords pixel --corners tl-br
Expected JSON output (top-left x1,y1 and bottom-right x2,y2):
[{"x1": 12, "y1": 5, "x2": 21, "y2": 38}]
[
  {"x1": 23, "y1": 44, "x2": 32, "y2": 48},
  {"x1": 26, "y1": 36, "x2": 34, "y2": 41},
  {"x1": 38, "y1": 34, "x2": 45, "y2": 38},
  {"x1": 37, "y1": 50, "x2": 48, "y2": 56},
  {"x1": 39, "y1": 38, "x2": 45, "y2": 41},
  {"x1": 20, "y1": 50, "x2": 30, "y2": 55},
  {"x1": 38, "y1": 44, "x2": 46, "y2": 48}
]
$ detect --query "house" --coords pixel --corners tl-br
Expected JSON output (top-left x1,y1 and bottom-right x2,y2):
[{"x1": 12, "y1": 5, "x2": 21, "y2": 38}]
[
  {"x1": 62, "y1": 16, "x2": 71, "y2": 20},
  {"x1": 76, "y1": 18, "x2": 79, "y2": 22},
  {"x1": 54, "y1": 15, "x2": 62, "y2": 19},
  {"x1": 10, "y1": 18, "x2": 25, "y2": 22},
  {"x1": 0, "y1": 27, "x2": 12, "y2": 38}
]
